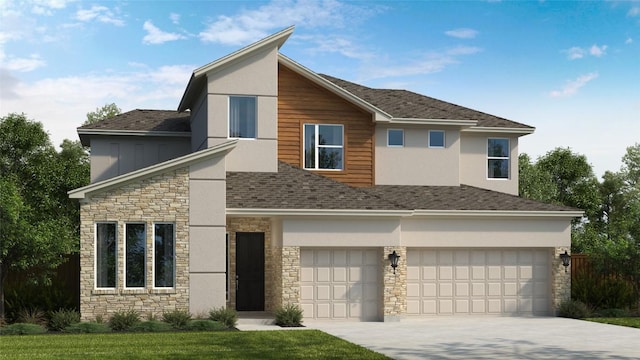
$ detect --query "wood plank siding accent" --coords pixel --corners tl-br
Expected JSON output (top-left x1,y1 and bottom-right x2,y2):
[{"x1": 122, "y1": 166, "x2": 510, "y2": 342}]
[{"x1": 277, "y1": 64, "x2": 375, "y2": 187}]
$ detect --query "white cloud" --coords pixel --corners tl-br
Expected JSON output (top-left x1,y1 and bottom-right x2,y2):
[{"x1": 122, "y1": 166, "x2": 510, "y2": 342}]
[
  {"x1": 565, "y1": 46, "x2": 585, "y2": 60},
  {"x1": 76, "y1": 5, "x2": 124, "y2": 26},
  {"x1": 298, "y1": 34, "x2": 375, "y2": 60},
  {"x1": 1, "y1": 54, "x2": 46, "y2": 72},
  {"x1": 142, "y1": 21, "x2": 187, "y2": 45},
  {"x1": 199, "y1": 0, "x2": 383, "y2": 45},
  {"x1": 549, "y1": 72, "x2": 599, "y2": 97},
  {"x1": 628, "y1": 6, "x2": 640, "y2": 17},
  {"x1": 589, "y1": 44, "x2": 607, "y2": 57},
  {"x1": 170, "y1": 13, "x2": 181, "y2": 25},
  {"x1": 445, "y1": 28, "x2": 478, "y2": 39},
  {"x1": 626, "y1": 37, "x2": 633, "y2": 44}
]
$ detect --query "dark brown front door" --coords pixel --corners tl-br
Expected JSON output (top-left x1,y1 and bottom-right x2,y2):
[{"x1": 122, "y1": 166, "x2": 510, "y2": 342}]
[{"x1": 236, "y1": 232, "x2": 265, "y2": 311}]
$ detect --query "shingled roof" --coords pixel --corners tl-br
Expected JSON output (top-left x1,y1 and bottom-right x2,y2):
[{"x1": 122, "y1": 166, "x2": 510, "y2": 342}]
[
  {"x1": 79, "y1": 109, "x2": 190, "y2": 132},
  {"x1": 227, "y1": 162, "x2": 577, "y2": 213},
  {"x1": 320, "y1": 74, "x2": 533, "y2": 129}
]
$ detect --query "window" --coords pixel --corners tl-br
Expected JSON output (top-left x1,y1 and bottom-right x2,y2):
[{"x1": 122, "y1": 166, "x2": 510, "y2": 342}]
[
  {"x1": 304, "y1": 124, "x2": 344, "y2": 170},
  {"x1": 154, "y1": 223, "x2": 175, "y2": 288},
  {"x1": 429, "y1": 130, "x2": 445, "y2": 148},
  {"x1": 387, "y1": 129, "x2": 404, "y2": 147},
  {"x1": 125, "y1": 223, "x2": 146, "y2": 288},
  {"x1": 488, "y1": 138, "x2": 510, "y2": 179},
  {"x1": 96, "y1": 223, "x2": 117, "y2": 288},
  {"x1": 229, "y1": 96, "x2": 256, "y2": 138}
]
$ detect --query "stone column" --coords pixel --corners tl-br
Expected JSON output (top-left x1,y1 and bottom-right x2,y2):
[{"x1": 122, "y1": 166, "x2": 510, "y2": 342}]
[
  {"x1": 382, "y1": 246, "x2": 406, "y2": 322},
  {"x1": 281, "y1": 246, "x2": 300, "y2": 306},
  {"x1": 551, "y1": 247, "x2": 571, "y2": 314}
]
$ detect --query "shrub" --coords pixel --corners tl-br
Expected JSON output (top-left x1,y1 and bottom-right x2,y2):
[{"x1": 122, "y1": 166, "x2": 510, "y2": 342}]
[
  {"x1": 186, "y1": 319, "x2": 227, "y2": 331},
  {"x1": 48, "y1": 309, "x2": 80, "y2": 331},
  {"x1": 64, "y1": 322, "x2": 111, "y2": 334},
  {"x1": 275, "y1": 303, "x2": 304, "y2": 327},
  {"x1": 16, "y1": 307, "x2": 47, "y2": 326},
  {"x1": 108, "y1": 309, "x2": 140, "y2": 331},
  {"x1": 162, "y1": 309, "x2": 192, "y2": 330},
  {"x1": 572, "y1": 272, "x2": 636, "y2": 310},
  {"x1": 558, "y1": 299, "x2": 590, "y2": 319},
  {"x1": 208, "y1": 307, "x2": 237, "y2": 328},
  {"x1": 130, "y1": 320, "x2": 173, "y2": 332},
  {"x1": 0, "y1": 323, "x2": 47, "y2": 335},
  {"x1": 595, "y1": 308, "x2": 630, "y2": 318}
]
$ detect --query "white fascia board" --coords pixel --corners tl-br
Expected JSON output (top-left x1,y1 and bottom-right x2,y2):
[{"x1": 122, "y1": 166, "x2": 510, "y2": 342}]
[
  {"x1": 69, "y1": 140, "x2": 238, "y2": 199},
  {"x1": 390, "y1": 118, "x2": 477, "y2": 127},
  {"x1": 226, "y1": 208, "x2": 412, "y2": 217},
  {"x1": 278, "y1": 54, "x2": 393, "y2": 122},
  {"x1": 462, "y1": 126, "x2": 536, "y2": 135},
  {"x1": 77, "y1": 129, "x2": 191, "y2": 138},
  {"x1": 412, "y1": 209, "x2": 584, "y2": 218},
  {"x1": 178, "y1": 26, "x2": 294, "y2": 111}
]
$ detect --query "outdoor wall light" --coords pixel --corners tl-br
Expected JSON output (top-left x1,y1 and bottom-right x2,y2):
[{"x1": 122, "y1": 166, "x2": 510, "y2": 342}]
[
  {"x1": 388, "y1": 251, "x2": 400, "y2": 274},
  {"x1": 560, "y1": 250, "x2": 571, "y2": 273}
]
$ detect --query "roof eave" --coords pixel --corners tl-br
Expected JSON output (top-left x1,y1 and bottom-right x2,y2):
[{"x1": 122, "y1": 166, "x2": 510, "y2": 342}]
[
  {"x1": 390, "y1": 118, "x2": 478, "y2": 127},
  {"x1": 178, "y1": 26, "x2": 295, "y2": 112},
  {"x1": 412, "y1": 209, "x2": 584, "y2": 218},
  {"x1": 278, "y1": 54, "x2": 393, "y2": 122},
  {"x1": 226, "y1": 208, "x2": 412, "y2": 217},
  {"x1": 69, "y1": 140, "x2": 238, "y2": 200},
  {"x1": 462, "y1": 126, "x2": 536, "y2": 135}
]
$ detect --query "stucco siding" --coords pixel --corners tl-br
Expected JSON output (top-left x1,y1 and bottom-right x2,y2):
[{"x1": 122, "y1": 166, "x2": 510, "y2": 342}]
[
  {"x1": 282, "y1": 219, "x2": 401, "y2": 247},
  {"x1": 459, "y1": 133, "x2": 519, "y2": 195}
]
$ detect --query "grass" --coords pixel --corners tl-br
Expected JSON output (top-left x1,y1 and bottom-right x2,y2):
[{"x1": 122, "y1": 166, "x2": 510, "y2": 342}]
[
  {"x1": 0, "y1": 330, "x2": 390, "y2": 359},
  {"x1": 584, "y1": 317, "x2": 640, "y2": 329}
]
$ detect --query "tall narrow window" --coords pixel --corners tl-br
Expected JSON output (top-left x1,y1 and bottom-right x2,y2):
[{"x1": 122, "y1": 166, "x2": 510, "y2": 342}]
[
  {"x1": 125, "y1": 223, "x2": 146, "y2": 288},
  {"x1": 387, "y1": 129, "x2": 404, "y2": 147},
  {"x1": 429, "y1": 130, "x2": 445, "y2": 148},
  {"x1": 96, "y1": 223, "x2": 117, "y2": 288},
  {"x1": 229, "y1": 96, "x2": 256, "y2": 138},
  {"x1": 304, "y1": 124, "x2": 344, "y2": 170},
  {"x1": 154, "y1": 223, "x2": 175, "y2": 288},
  {"x1": 488, "y1": 138, "x2": 510, "y2": 179}
]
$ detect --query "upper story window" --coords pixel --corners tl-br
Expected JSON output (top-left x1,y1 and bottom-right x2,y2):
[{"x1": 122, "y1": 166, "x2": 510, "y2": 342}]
[
  {"x1": 387, "y1": 129, "x2": 404, "y2": 147},
  {"x1": 487, "y1": 138, "x2": 510, "y2": 179},
  {"x1": 428, "y1": 130, "x2": 445, "y2": 148},
  {"x1": 95, "y1": 222, "x2": 117, "y2": 289},
  {"x1": 229, "y1": 96, "x2": 256, "y2": 138},
  {"x1": 125, "y1": 223, "x2": 146, "y2": 288},
  {"x1": 304, "y1": 124, "x2": 344, "y2": 170}
]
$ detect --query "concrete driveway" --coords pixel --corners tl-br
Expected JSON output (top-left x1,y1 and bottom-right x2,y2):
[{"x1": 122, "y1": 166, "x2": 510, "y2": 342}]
[{"x1": 306, "y1": 317, "x2": 640, "y2": 360}]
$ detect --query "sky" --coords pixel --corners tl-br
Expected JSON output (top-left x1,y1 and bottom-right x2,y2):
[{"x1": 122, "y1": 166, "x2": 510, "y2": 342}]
[{"x1": 1, "y1": 0, "x2": 638, "y2": 177}]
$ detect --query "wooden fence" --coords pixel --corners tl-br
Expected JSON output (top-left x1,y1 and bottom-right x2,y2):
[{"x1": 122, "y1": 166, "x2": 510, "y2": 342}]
[{"x1": 571, "y1": 253, "x2": 590, "y2": 278}]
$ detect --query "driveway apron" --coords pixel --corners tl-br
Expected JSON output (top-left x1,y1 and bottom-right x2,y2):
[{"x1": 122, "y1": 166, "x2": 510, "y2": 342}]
[{"x1": 306, "y1": 317, "x2": 640, "y2": 360}]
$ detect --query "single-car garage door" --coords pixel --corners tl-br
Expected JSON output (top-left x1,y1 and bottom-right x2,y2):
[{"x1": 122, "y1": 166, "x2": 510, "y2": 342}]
[
  {"x1": 300, "y1": 248, "x2": 379, "y2": 321},
  {"x1": 407, "y1": 249, "x2": 551, "y2": 315}
]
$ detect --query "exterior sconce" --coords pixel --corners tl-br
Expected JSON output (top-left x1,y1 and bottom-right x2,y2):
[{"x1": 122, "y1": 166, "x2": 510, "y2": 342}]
[
  {"x1": 560, "y1": 250, "x2": 571, "y2": 273},
  {"x1": 388, "y1": 251, "x2": 400, "y2": 274}
]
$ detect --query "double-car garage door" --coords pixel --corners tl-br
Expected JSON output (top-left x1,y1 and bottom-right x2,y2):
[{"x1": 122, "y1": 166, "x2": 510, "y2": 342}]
[
  {"x1": 300, "y1": 248, "x2": 551, "y2": 320},
  {"x1": 407, "y1": 248, "x2": 551, "y2": 315}
]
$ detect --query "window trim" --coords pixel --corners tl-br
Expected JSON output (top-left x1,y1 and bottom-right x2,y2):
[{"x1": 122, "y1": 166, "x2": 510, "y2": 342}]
[
  {"x1": 152, "y1": 222, "x2": 176, "y2": 289},
  {"x1": 303, "y1": 123, "x2": 345, "y2": 171},
  {"x1": 487, "y1": 137, "x2": 510, "y2": 180},
  {"x1": 387, "y1": 129, "x2": 404, "y2": 147},
  {"x1": 428, "y1": 130, "x2": 446, "y2": 148},
  {"x1": 95, "y1": 222, "x2": 117, "y2": 290},
  {"x1": 228, "y1": 95, "x2": 257, "y2": 139},
  {"x1": 124, "y1": 222, "x2": 146, "y2": 289}
]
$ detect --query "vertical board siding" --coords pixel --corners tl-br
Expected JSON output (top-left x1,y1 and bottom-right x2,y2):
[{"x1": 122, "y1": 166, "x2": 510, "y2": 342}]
[{"x1": 278, "y1": 64, "x2": 374, "y2": 187}]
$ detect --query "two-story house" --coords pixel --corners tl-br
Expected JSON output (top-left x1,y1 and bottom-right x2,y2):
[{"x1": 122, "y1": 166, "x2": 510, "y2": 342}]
[{"x1": 69, "y1": 26, "x2": 581, "y2": 322}]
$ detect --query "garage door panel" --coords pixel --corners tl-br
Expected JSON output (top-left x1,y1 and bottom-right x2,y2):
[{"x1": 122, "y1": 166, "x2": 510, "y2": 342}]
[
  {"x1": 301, "y1": 248, "x2": 379, "y2": 321},
  {"x1": 408, "y1": 248, "x2": 551, "y2": 316}
]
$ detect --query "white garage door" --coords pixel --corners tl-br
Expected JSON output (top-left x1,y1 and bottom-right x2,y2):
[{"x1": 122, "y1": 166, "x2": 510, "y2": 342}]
[
  {"x1": 407, "y1": 249, "x2": 550, "y2": 315},
  {"x1": 300, "y1": 248, "x2": 379, "y2": 321}
]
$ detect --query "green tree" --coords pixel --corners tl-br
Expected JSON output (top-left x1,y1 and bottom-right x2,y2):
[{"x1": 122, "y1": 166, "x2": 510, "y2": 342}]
[
  {"x1": 0, "y1": 113, "x2": 89, "y2": 318},
  {"x1": 518, "y1": 153, "x2": 558, "y2": 203},
  {"x1": 84, "y1": 103, "x2": 121, "y2": 125}
]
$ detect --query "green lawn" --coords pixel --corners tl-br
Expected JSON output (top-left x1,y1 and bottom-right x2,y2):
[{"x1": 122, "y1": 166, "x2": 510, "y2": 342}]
[
  {"x1": 0, "y1": 330, "x2": 390, "y2": 360},
  {"x1": 584, "y1": 317, "x2": 640, "y2": 329}
]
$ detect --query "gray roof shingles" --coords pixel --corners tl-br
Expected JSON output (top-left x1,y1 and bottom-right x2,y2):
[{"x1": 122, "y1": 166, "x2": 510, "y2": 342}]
[
  {"x1": 319, "y1": 74, "x2": 533, "y2": 129},
  {"x1": 79, "y1": 109, "x2": 190, "y2": 132},
  {"x1": 227, "y1": 162, "x2": 576, "y2": 213}
]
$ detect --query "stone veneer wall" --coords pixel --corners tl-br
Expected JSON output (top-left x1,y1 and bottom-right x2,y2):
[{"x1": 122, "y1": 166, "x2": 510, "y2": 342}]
[
  {"x1": 551, "y1": 246, "x2": 571, "y2": 314},
  {"x1": 382, "y1": 246, "x2": 407, "y2": 321},
  {"x1": 79, "y1": 168, "x2": 189, "y2": 321},
  {"x1": 280, "y1": 246, "x2": 300, "y2": 306},
  {"x1": 226, "y1": 218, "x2": 273, "y2": 311}
]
